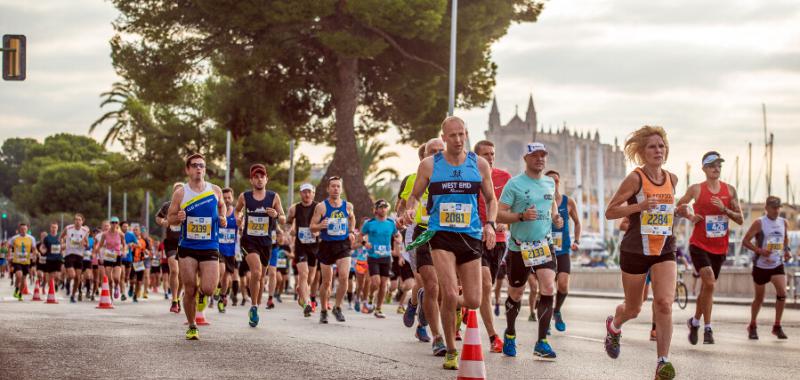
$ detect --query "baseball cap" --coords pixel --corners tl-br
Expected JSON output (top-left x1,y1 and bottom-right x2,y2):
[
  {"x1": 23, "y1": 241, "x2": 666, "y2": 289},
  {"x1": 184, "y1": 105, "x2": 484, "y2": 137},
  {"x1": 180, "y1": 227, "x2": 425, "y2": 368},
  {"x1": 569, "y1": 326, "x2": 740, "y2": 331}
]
[
  {"x1": 702, "y1": 151, "x2": 724, "y2": 167},
  {"x1": 524, "y1": 142, "x2": 547, "y2": 156},
  {"x1": 249, "y1": 164, "x2": 267, "y2": 177},
  {"x1": 766, "y1": 196, "x2": 781, "y2": 208},
  {"x1": 299, "y1": 183, "x2": 315, "y2": 192},
  {"x1": 110, "y1": 216, "x2": 120, "y2": 223},
  {"x1": 374, "y1": 199, "x2": 389, "y2": 208}
]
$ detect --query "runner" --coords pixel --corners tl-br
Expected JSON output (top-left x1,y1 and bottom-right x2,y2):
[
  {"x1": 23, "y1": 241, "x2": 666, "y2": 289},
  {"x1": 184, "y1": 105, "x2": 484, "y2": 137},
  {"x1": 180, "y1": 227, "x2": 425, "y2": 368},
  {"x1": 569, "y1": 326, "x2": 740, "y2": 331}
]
[
  {"x1": 742, "y1": 196, "x2": 790, "y2": 340},
  {"x1": 235, "y1": 163, "x2": 285, "y2": 327},
  {"x1": 266, "y1": 229, "x2": 287, "y2": 309},
  {"x1": 167, "y1": 153, "x2": 226, "y2": 340},
  {"x1": 142, "y1": 228, "x2": 154, "y2": 299},
  {"x1": 474, "y1": 140, "x2": 512, "y2": 353},
  {"x1": 310, "y1": 176, "x2": 357, "y2": 324},
  {"x1": 156, "y1": 182, "x2": 184, "y2": 313},
  {"x1": 676, "y1": 151, "x2": 743, "y2": 345},
  {"x1": 0, "y1": 241, "x2": 8, "y2": 279},
  {"x1": 217, "y1": 187, "x2": 238, "y2": 313},
  {"x1": 60, "y1": 213, "x2": 89, "y2": 303},
  {"x1": 120, "y1": 221, "x2": 135, "y2": 301},
  {"x1": 95, "y1": 217, "x2": 125, "y2": 300},
  {"x1": 81, "y1": 227, "x2": 96, "y2": 301},
  {"x1": 402, "y1": 116, "x2": 498, "y2": 370},
  {"x1": 287, "y1": 183, "x2": 320, "y2": 317},
  {"x1": 9, "y1": 222, "x2": 37, "y2": 301},
  {"x1": 545, "y1": 170, "x2": 581, "y2": 333},
  {"x1": 93, "y1": 221, "x2": 110, "y2": 300},
  {"x1": 149, "y1": 237, "x2": 162, "y2": 297},
  {"x1": 398, "y1": 138, "x2": 446, "y2": 353},
  {"x1": 602, "y1": 126, "x2": 678, "y2": 380},
  {"x1": 42, "y1": 222, "x2": 63, "y2": 292},
  {"x1": 495, "y1": 142, "x2": 563, "y2": 359},
  {"x1": 131, "y1": 225, "x2": 148, "y2": 303},
  {"x1": 361, "y1": 199, "x2": 402, "y2": 319}
]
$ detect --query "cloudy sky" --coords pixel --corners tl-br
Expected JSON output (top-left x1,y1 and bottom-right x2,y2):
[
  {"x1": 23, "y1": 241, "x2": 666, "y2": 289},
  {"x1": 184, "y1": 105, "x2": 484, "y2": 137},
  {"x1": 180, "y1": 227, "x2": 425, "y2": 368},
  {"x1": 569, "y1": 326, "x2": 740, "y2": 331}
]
[{"x1": 1, "y1": 0, "x2": 798, "y2": 202}]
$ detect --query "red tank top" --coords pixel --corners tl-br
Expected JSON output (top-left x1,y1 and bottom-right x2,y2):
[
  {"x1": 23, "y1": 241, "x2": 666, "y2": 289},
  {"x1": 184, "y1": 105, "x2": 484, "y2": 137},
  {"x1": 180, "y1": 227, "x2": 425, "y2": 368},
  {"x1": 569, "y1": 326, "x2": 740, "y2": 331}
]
[{"x1": 689, "y1": 181, "x2": 732, "y2": 255}]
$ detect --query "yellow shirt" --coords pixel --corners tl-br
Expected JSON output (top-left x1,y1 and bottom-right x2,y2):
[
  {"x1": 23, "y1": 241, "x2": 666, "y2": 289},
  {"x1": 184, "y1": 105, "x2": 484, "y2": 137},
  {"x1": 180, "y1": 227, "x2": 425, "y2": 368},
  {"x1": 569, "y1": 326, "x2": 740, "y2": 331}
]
[{"x1": 10, "y1": 234, "x2": 36, "y2": 265}]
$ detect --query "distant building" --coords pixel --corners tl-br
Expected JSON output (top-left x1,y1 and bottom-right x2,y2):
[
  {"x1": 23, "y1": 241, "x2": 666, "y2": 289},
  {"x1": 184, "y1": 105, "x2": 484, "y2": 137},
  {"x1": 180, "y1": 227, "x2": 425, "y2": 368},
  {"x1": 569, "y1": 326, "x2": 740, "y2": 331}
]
[{"x1": 483, "y1": 94, "x2": 627, "y2": 232}]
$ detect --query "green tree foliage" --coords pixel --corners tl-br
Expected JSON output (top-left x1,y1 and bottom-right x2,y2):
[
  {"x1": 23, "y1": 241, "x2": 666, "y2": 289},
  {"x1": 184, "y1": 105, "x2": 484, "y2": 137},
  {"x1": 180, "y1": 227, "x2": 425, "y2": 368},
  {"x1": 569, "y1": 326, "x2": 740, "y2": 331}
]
[{"x1": 107, "y1": 0, "x2": 543, "y2": 218}]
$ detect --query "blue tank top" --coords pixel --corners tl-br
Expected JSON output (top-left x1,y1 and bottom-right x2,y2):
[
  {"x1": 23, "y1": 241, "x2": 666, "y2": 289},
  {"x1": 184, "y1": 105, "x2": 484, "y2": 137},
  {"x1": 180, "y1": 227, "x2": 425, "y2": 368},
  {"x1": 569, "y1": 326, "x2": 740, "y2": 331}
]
[
  {"x1": 427, "y1": 152, "x2": 482, "y2": 240},
  {"x1": 242, "y1": 190, "x2": 277, "y2": 245},
  {"x1": 320, "y1": 199, "x2": 349, "y2": 242},
  {"x1": 179, "y1": 182, "x2": 220, "y2": 250},
  {"x1": 552, "y1": 194, "x2": 571, "y2": 256},
  {"x1": 218, "y1": 210, "x2": 237, "y2": 257}
]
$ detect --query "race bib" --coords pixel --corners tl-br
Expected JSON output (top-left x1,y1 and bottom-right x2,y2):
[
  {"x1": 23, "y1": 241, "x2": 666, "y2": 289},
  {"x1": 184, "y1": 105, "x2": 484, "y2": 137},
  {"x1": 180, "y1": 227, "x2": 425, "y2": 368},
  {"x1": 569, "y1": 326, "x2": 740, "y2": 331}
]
[
  {"x1": 326, "y1": 217, "x2": 347, "y2": 236},
  {"x1": 187, "y1": 216, "x2": 212, "y2": 240},
  {"x1": 705, "y1": 215, "x2": 728, "y2": 238},
  {"x1": 50, "y1": 244, "x2": 62, "y2": 255},
  {"x1": 247, "y1": 216, "x2": 269, "y2": 237},
  {"x1": 70, "y1": 237, "x2": 83, "y2": 248},
  {"x1": 218, "y1": 228, "x2": 236, "y2": 244},
  {"x1": 103, "y1": 249, "x2": 118, "y2": 262},
  {"x1": 15, "y1": 251, "x2": 28, "y2": 262},
  {"x1": 439, "y1": 203, "x2": 471, "y2": 228},
  {"x1": 133, "y1": 260, "x2": 145, "y2": 272},
  {"x1": 298, "y1": 227, "x2": 315, "y2": 244},
  {"x1": 640, "y1": 204, "x2": 674, "y2": 236},
  {"x1": 766, "y1": 236, "x2": 784, "y2": 254},
  {"x1": 83, "y1": 250, "x2": 92, "y2": 260},
  {"x1": 552, "y1": 232, "x2": 563, "y2": 251},
  {"x1": 373, "y1": 244, "x2": 391, "y2": 258},
  {"x1": 419, "y1": 196, "x2": 430, "y2": 223},
  {"x1": 39, "y1": 255, "x2": 46, "y2": 264},
  {"x1": 271, "y1": 230, "x2": 277, "y2": 243},
  {"x1": 277, "y1": 258, "x2": 288, "y2": 268},
  {"x1": 520, "y1": 240, "x2": 551, "y2": 267},
  {"x1": 169, "y1": 225, "x2": 182, "y2": 232}
]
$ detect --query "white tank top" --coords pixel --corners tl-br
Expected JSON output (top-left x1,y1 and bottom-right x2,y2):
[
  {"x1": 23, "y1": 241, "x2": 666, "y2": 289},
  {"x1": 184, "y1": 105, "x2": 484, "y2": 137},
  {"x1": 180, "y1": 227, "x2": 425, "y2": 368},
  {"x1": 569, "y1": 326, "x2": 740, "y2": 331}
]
[
  {"x1": 64, "y1": 225, "x2": 89, "y2": 256},
  {"x1": 756, "y1": 215, "x2": 786, "y2": 269}
]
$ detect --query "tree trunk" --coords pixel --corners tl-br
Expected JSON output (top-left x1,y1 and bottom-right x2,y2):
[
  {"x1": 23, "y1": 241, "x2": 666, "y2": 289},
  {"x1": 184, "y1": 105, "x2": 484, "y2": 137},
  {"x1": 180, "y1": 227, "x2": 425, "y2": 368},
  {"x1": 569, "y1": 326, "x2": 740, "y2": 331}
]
[{"x1": 315, "y1": 55, "x2": 372, "y2": 220}]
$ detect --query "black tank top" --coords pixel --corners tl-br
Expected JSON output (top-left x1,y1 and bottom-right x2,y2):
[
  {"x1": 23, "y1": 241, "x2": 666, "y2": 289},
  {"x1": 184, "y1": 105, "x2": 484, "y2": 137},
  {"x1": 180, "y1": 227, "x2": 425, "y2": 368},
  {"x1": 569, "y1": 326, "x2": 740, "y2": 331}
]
[
  {"x1": 242, "y1": 190, "x2": 277, "y2": 245},
  {"x1": 294, "y1": 201, "x2": 318, "y2": 249}
]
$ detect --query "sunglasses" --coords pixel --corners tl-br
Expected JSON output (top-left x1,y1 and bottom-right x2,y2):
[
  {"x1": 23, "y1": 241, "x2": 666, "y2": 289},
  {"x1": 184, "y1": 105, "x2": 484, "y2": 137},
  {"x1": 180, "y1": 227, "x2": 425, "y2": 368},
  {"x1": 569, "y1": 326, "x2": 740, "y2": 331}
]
[
  {"x1": 328, "y1": 176, "x2": 341, "y2": 181},
  {"x1": 190, "y1": 163, "x2": 206, "y2": 169},
  {"x1": 111, "y1": 221, "x2": 119, "y2": 224}
]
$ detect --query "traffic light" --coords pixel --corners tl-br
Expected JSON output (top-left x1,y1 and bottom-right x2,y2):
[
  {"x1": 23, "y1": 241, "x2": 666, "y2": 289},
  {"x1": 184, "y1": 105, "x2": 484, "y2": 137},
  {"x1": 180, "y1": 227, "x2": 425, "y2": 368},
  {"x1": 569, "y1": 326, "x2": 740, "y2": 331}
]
[
  {"x1": 1, "y1": 213, "x2": 6, "y2": 219},
  {"x1": 2, "y1": 34, "x2": 26, "y2": 81}
]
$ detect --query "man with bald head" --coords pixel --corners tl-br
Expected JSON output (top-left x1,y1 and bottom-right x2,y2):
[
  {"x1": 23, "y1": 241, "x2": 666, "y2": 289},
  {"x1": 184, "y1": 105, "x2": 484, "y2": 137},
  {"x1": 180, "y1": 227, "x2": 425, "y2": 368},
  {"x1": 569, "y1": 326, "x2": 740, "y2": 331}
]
[{"x1": 403, "y1": 117, "x2": 498, "y2": 370}]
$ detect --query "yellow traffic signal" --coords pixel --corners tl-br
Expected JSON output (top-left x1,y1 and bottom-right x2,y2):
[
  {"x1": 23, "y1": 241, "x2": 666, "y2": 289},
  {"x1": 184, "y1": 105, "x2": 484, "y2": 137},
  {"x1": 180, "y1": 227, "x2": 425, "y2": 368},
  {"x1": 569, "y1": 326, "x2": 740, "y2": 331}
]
[{"x1": 2, "y1": 34, "x2": 26, "y2": 81}]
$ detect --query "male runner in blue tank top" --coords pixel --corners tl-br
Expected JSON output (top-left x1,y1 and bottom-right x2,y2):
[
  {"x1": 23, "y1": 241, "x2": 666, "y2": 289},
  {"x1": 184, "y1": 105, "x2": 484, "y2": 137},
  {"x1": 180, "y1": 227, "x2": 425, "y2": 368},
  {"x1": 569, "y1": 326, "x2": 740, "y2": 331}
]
[
  {"x1": 167, "y1": 153, "x2": 227, "y2": 340},
  {"x1": 235, "y1": 164, "x2": 286, "y2": 327},
  {"x1": 310, "y1": 176, "x2": 357, "y2": 324},
  {"x1": 545, "y1": 170, "x2": 581, "y2": 333},
  {"x1": 402, "y1": 116, "x2": 498, "y2": 370}
]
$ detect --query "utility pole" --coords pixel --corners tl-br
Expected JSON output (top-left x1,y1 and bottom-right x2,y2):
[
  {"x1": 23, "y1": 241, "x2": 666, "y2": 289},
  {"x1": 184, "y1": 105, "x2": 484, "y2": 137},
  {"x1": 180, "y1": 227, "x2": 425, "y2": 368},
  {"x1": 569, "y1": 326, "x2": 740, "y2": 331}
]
[
  {"x1": 225, "y1": 130, "x2": 231, "y2": 188},
  {"x1": 107, "y1": 186, "x2": 112, "y2": 220},
  {"x1": 123, "y1": 192, "x2": 127, "y2": 221},
  {"x1": 767, "y1": 132, "x2": 774, "y2": 196},
  {"x1": 288, "y1": 139, "x2": 296, "y2": 207}
]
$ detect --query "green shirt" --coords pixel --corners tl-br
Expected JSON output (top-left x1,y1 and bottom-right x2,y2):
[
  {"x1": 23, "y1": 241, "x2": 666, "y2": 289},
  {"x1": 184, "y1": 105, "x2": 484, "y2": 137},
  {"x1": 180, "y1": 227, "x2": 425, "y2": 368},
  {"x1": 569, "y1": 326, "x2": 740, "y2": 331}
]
[{"x1": 499, "y1": 173, "x2": 556, "y2": 251}]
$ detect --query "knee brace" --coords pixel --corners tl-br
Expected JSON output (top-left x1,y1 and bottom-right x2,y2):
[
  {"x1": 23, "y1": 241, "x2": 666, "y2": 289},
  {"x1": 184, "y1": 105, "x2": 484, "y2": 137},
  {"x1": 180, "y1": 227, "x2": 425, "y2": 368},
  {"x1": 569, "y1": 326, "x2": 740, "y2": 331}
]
[{"x1": 776, "y1": 295, "x2": 787, "y2": 302}]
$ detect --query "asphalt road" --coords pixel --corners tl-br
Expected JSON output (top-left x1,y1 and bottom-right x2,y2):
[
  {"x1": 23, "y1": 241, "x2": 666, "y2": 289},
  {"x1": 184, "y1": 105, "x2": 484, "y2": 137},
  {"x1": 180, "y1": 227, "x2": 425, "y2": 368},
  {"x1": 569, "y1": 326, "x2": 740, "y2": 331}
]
[{"x1": 1, "y1": 280, "x2": 798, "y2": 380}]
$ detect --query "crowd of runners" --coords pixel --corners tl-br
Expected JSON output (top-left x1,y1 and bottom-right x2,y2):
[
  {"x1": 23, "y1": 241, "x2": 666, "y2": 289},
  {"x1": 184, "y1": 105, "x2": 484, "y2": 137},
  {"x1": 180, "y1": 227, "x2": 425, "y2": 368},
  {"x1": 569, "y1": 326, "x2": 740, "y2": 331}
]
[{"x1": 1, "y1": 118, "x2": 796, "y2": 380}]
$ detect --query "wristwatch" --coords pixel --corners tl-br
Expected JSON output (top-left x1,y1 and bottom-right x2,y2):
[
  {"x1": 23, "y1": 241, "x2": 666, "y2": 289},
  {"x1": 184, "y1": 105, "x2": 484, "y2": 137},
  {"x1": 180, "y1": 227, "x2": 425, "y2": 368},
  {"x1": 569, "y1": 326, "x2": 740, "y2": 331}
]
[
  {"x1": 518, "y1": 213, "x2": 524, "y2": 222},
  {"x1": 485, "y1": 221, "x2": 496, "y2": 231}
]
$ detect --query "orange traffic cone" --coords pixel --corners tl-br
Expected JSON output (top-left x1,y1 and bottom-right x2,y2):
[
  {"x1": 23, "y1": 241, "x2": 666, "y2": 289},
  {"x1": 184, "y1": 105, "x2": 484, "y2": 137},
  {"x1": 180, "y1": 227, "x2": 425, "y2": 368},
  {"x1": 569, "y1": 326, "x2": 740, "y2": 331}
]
[
  {"x1": 457, "y1": 309, "x2": 486, "y2": 380},
  {"x1": 195, "y1": 309, "x2": 210, "y2": 326},
  {"x1": 95, "y1": 275, "x2": 114, "y2": 309},
  {"x1": 21, "y1": 281, "x2": 29, "y2": 295},
  {"x1": 31, "y1": 281, "x2": 42, "y2": 301},
  {"x1": 45, "y1": 279, "x2": 58, "y2": 304}
]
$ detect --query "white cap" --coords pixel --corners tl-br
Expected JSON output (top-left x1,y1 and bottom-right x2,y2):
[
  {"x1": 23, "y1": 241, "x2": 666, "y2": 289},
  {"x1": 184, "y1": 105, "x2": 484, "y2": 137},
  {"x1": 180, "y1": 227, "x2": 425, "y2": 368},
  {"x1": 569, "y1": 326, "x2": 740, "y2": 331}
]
[
  {"x1": 299, "y1": 183, "x2": 315, "y2": 192},
  {"x1": 524, "y1": 142, "x2": 547, "y2": 156}
]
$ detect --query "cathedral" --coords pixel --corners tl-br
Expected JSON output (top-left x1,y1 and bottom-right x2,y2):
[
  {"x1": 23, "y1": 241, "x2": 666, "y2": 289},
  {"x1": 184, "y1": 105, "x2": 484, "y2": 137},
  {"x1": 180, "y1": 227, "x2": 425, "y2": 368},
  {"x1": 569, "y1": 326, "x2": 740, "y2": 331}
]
[{"x1": 483, "y1": 95, "x2": 628, "y2": 233}]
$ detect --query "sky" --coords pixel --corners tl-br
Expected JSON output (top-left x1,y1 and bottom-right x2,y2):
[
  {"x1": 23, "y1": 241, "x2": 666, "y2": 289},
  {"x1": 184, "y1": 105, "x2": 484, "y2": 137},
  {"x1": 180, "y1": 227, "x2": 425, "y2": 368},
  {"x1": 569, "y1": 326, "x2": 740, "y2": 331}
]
[{"x1": 1, "y1": 0, "x2": 798, "y2": 202}]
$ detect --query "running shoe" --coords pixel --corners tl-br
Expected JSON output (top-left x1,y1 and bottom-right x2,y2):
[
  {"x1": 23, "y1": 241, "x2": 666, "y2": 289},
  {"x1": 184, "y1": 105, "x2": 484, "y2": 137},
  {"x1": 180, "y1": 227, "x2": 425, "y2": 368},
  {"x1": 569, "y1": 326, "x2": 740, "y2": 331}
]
[
  {"x1": 70, "y1": 295, "x2": 76, "y2": 303},
  {"x1": 655, "y1": 361, "x2": 676, "y2": 380},
  {"x1": 417, "y1": 289, "x2": 427, "y2": 326},
  {"x1": 248, "y1": 306, "x2": 259, "y2": 327},
  {"x1": 494, "y1": 302, "x2": 500, "y2": 317},
  {"x1": 385, "y1": 293, "x2": 392, "y2": 305},
  {"x1": 443, "y1": 350, "x2": 459, "y2": 370},
  {"x1": 185, "y1": 326, "x2": 199, "y2": 340},
  {"x1": 121, "y1": 294, "x2": 127, "y2": 302},
  {"x1": 703, "y1": 327, "x2": 715, "y2": 344},
  {"x1": 142, "y1": 292, "x2": 149, "y2": 300},
  {"x1": 114, "y1": 286, "x2": 120, "y2": 300},
  {"x1": 217, "y1": 299, "x2": 226, "y2": 313},
  {"x1": 396, "y1": 305, "x2": 405, "y2": 314},
  {"x1": 266, "y1": 299, "x2": 275, "y2": 310},
  {"x1": 90, "y1": 294, "x2": 95, "y2": 302},
  {"x1": 127, "y1": 286, "x2": 133, "y2": 298},
  {"x1": 650, "y1": 329, "x2": 657, "y2": 341},
  {"x1": 748, "y1": 324, "x2": 758, "y2": 340},
  {"x1": 403, "y1": 300, "x2": 417, "y2": 328},
  {"x1": 303, "y1": 304, "x2": 313, "y2": 318},
  {"x1": 333, "y1": 306, "x2": 346, "y2": 322},
  {"x1": 455, "y1": 329, "x2": 462, "y2": 341},
  {"x1": 490, "y1": 335, "x2": 503, "y2": 353},
  {"x1": 772, "y1": 325, "x2": 788, "y2": 339},
  {"x1": 503, "y1": 333, "x2": 517, "y2": 357},
  {"x1": 554, "y1": 311, "x2": 566, "y2": 332},
  {"x1": 213, "y1": 287, "x2": 221, "y2": 302},
  {"x1": 196, "y1": 293, "x2": 208, "y2": 313},
  {"x1": 432, "y1": 336, "x2": 447, "y2": 356},
  {"x1": 320, "y1": 310, "x2": 329, "y2": 324},
  {"x1": 374, "y1": 309, "x2": 386, "y2": 319},
  {"x1": 534, "y1": 339, "x2": 557, "y2": 359},
  {"x1": 240, "y1": 297, "x2": 246, "y2": 306},
  {"x1": 231, "y1": 294, "x2": 237, "y2": 305},
  {"x1": 604, "y1": 315, "x2": 621, "y2": 359},
  {"x1": 170, "y1": 301, "x2": 180, "y2": 314},
  {"x1": 455, "y1": 308, "x2": 463, "y2": 329},
  {"x1": 361, "y1": 303, "x2": 371, "y2": 314},
  {"x1": 132, "y1": 295, "x2": 138, "y2": 303},
  {"x1": 77, "y1": 292, "x2": 83, "y2": 302},
  {"x1": 528, "y1": 312, "x2": 537, "y2": 322},
  {"x1": 275, "y1": 293, "x2": 282, "y2": 303},
  {"x1": 687, "y1": 318, "x2": 699, "y2": 345},
  {"x1": 415, "y1": 326, "x2": 431, "y2": 342},
  {"x1": 354, "y1": 300, "x2": 360, "y2": 313}
]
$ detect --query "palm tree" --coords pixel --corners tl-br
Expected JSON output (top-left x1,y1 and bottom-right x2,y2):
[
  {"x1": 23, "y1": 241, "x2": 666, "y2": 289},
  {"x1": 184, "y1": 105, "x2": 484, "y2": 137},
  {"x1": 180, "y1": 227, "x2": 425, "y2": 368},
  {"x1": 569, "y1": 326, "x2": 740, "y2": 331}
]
[
  {"x1": 357, "y1": 139, "x2": 400, "y2": 190},
  {"x1": 89, "y1": 81, "x2": 153, "y2": 146}
]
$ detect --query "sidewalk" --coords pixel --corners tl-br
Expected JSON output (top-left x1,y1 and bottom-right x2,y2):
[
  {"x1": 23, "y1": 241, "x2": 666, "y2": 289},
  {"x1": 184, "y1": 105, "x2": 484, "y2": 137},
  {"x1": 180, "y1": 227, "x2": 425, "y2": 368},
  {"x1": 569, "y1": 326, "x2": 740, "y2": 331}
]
[{"x1": 569, "y1": 290, "x2": 800, "y2": 309}]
